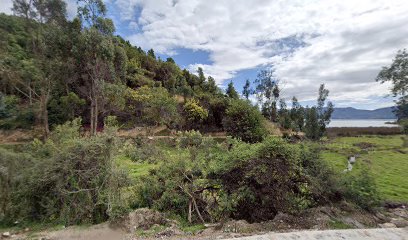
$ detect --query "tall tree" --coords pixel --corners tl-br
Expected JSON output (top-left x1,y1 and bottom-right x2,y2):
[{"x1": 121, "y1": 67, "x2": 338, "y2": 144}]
[
  {"x1": 1, "y1": 0, "x2": 68, "y2": 138},
  {"x1": 197, "y1": 67, "x2": 206, "y2": 86},
  {"x1": 290, "y1": 97, "x2": 304, "y2": 133},
  {"x1": 226, "y1": 81, "x2": 239, "y2": 99},
  {"x1": 76, "y1": 0, "x2": 126, "y2": 135},
  {"x1": 376, "y1": 49, "x2": 408, "y2": 120},
  {"x1": 255, "y1": 69, "x2": 280, "y2": 122},
  {"x1": 242, "y1": 79, "x2": 252, "y2": 99},
  {"x1": 305, "y1": 84, "x2": 333, "y2": 140}
]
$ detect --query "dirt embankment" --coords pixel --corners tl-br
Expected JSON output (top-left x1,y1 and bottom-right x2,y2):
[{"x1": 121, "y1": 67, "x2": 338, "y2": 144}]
[{"x1": 3, "y1": 204, "x2": 407, "y2": 240}]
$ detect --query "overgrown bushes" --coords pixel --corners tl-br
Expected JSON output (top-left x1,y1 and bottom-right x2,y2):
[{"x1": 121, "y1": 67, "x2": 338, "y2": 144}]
[
  {"x1": 0, "y1": 118, "x2": 130, "y2": 225},
  {"x1": 131, "y1": 133, "x2": 381, "y2": 223},
  {"x1": 223, "y1": 99, "x2": 267, "y2": 143}
]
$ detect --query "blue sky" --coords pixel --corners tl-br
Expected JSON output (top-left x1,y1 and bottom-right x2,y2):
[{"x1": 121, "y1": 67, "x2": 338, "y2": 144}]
[{"x1": 2, "y1": 0, "x2": 407, "y2": 109}]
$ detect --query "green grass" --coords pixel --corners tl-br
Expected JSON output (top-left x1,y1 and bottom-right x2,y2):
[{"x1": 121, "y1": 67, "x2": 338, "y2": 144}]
[
  {"x1": 180, "y1": 224, "x2": 206, "y2": 234},
  {"x1": 322, "y1": 135, "x2": 408, "y2": 202},
  {"x1": 115, "y1": 155, "x2": 156, "y2": 180},
  {"x1": 328, "y1": 219, "x2": 352, "y2": 229},
  {"x1": 134, "y1": 224, "x2": 167, "y2": 237}
]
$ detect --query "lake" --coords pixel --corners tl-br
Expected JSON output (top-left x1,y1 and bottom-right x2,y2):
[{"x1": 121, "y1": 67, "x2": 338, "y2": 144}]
[{"x1": 328, "y1": 119, "x2": 398, "y2": 128}]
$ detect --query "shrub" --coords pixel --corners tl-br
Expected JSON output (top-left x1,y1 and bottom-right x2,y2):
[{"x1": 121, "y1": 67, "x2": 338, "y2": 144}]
[
  {"x1": 183, "y1": 98, "x2": 208, "y2": 129},
  {"x1": 223, "y1": 99, "x2": 267, "y2": 143},
  {"x1": 214, "y1": 137, "x2": 316, "y2": 222},
  {"x1": 0, "y1": 94, "x2": 34, "y2": 130},
  {"x1": 0, "y1": 118, "x2": 130, "y2": 225},
  {"x1": 339, "y1": 168, "x2": 381, "y2": 211}
]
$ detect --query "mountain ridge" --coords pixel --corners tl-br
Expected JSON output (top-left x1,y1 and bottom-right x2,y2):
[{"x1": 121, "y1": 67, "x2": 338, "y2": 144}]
[{"x1": 331, "y1": 106, "x2": 396, "y2": 119}]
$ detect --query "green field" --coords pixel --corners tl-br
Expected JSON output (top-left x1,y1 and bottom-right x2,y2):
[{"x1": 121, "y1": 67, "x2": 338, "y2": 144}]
[{"x1": 321, "y1": 135, "x2": 408, "y2": 202}]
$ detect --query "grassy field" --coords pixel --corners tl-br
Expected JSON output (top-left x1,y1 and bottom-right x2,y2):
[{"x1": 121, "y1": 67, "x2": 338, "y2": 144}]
[{"x1": 321, "y1": 135, "x2": 408, "y2": 202}]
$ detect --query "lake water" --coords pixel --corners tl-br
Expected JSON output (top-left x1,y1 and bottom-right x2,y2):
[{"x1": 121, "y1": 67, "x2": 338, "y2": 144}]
[{"x1": 328, "y1": 119, "x2": 398, "y2": 128}]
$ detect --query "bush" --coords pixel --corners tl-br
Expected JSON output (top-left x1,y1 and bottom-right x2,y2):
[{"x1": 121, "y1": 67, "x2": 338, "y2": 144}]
[
  {"x1": 339, "y1": 168, "x2": 381, "y2": 211},
  {"x1": 0, "y1": 118, "x2": 130, "y2": 225},
  {"x1": 0, "y1": 94, "x2": 34, "y2": 130},
  {"x1": 213, "y1": 137, "x2": 317, "y2": 222},
  {"x1": 223, "y1": 99, "x2": 266, "y2": 143}
]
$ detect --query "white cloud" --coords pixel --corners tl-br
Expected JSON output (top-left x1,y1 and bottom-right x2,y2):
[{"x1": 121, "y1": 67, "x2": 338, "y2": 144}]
[
  {"x1": 0, "y1": 0, "x2": 13, "y2": 15},
  {"x1": 110, "y1": 0, "x2": 408, "y2": 106},
  {"x1": 1, "y1": 0, "x2": 407, "y2": 107},
  {"x1": 0, "y1": 0, "x2": 78, "y2": 18}
]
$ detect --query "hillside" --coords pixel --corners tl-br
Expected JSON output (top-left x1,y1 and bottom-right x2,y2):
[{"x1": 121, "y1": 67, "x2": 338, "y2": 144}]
[{"x1": 331, "y1": 107, "x2": 396, "y2": 119}]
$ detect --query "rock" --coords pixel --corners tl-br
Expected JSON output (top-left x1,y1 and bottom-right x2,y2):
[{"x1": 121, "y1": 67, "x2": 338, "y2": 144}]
[
  {"x1": 155, "y1": 226, "x2": 183, "y2": 237},
  {"x1": 222, "y1": 220, "x2": 258, "y2": 233},
  {"x1": 374, "y1": 212, "x2": 390, "y2": 222},
  {"x1": 2, "y1": 232, "x2": 11, "y2": 238},
  {"x1": 379, "y1": 222, "x2": 397, "y2": 228},
  {"x1": 390, "y1": 218, "x2": 408, "y2": 228},
  {"x1": 112, "y1": 208, "x2": 169, "y2": 233},
  {"x1": 340, "y1": 216, "x2": 365, "y2": 228}
]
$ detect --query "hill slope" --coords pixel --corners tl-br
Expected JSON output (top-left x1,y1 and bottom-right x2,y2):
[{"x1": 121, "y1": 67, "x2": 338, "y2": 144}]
[{"x1": 331, "y1": 107, "x2": 396, "y2": 119}]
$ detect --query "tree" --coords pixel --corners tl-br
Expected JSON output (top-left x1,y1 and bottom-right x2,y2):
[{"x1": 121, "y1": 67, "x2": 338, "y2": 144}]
[
  {"x1": 197, "y1": 67, "x2": 206, "y2": 86},
  {"x1": 183, "y1": 98, "x2": 208, "y2": 129},
  {"x1": 242, "y1": 79, "x2": 252, "y2": 99},
  {"x1": 204, "y1": 76, "x2": 218, "y2": 95},
  {"x1": 1, "y1": 0, "x2": 68, "y2": 138},
  {"x1": 127, "y1": 86, "x2": 179, "y2": 127},
  {"x1": 304, "y1": 84, "x2": 333, "y2": 140},
  {"x1": 290, "y1": 97, "x2": 305, "y2": 133},
  {"x1": 147, "y1": 49, "x2": 156, "y2": 59},
  {"x1": 255, "y1": 69, "x2": 280, "y2": 122},
  {"x1": 223, "y1": 99, "x2": 266, "y2": 143},
  {"x1": 376, "y1": 49, "x2": 408, "y2": 120},
  {"x1": 76, "y1": 0, "x2": 126, "y2": 135},
  {"x1": 278, "y1": 99, "x2": 292, "y2": 129},
  {"x1": 226, "y1": 81, "x2": 239, "y2": 99}
]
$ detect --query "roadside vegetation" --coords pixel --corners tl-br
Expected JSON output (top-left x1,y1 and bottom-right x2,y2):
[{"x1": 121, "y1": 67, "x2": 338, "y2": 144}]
[
  {"x1": 0, "y1": 0, "x2": 407, "y2": 237},
  {"x1": 322, "y1": 135, "x2": 408, "y2": 202}
]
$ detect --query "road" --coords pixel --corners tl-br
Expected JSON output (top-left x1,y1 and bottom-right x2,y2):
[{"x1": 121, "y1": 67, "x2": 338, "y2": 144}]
[{"x1": 225, "y1": 228, "x2": 408, "y2": 240}]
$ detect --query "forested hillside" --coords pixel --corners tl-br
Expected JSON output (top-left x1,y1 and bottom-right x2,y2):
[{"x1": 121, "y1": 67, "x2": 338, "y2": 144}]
[
  {"x1": 0, "y1": 2, "x2": 334, "y2": 141},
  {"x1": 4, "y1": 0, "x2": 407, "y2": 236}
]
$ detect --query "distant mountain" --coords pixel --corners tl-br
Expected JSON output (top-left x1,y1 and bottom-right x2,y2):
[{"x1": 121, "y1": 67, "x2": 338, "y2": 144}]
[{"x1": 331, "y1": 107, "x2": 396, "y2": 119}]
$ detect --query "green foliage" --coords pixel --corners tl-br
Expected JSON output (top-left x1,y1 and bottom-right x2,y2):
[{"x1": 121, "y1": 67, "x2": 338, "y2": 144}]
[
  {"x1": 127, "y1": 86, "x2": 179, "y2": 127},
  {"x1": 0, "y1": 94, "x2": 35, "y2": 130},
  {"x1": 214, "y1": 137, "x2": 317, "y2": 222},
  {"x1": 400, "y1": 119, "x2": 408, "y2": 135},
  {"x1": 183, "y1": 98, "x2": 208, "y2": 128},
  {"x1": 290, "y1": 96, "x2": 305, "y2": 132},
  {"x1": 377, "y1": 49, "x2": 408, "y2": 120},
  {"x1": 225, "y1": 81, "x2": 239, "y2": 99},
  {"x1": 304, "y1": 84, "x2": 334, "y2": 140},
  {"x1": 255, "y1": 70, "x2": 280, "y2": 122},
  {"x1": 223, "y1": 99, "x2": 266, "y2": 143},
  {"x1": 340, "y1": 169, "x2": 381, "y2": 211},
  {"x1": 322, "y1": 135, "x2": 408, "y2": 202},
  {"x1": 0, "y1": 119, "x2": 130, "y2": 225},
  {"x1": 133, "y1": 135, "x2": 342, "y2": 223},
  {"x1": 242, "y1": 79, "x2": 252, "y2": 99},
  {"x1": 48, "y1": 92, "x2": 86, "y2": 127}
]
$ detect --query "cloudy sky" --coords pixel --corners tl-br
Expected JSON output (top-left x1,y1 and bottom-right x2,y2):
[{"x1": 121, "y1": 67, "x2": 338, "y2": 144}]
[{"x1": 2, "y1": 0, "x2": 408, "y2": 109}]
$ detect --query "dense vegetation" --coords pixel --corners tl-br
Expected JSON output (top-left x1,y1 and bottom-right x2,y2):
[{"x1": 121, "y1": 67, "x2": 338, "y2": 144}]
[
  {"x1": 0, "y1": 0, "x2": 334, "y2": 142},
  {"x1": 1, "y1": 0, "x2": 407, "y2": 231}
]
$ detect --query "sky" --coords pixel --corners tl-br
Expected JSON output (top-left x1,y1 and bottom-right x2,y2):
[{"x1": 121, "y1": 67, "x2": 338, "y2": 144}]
[{"x1": 2, "y1": 0, "x2": 408, "y2": 109}]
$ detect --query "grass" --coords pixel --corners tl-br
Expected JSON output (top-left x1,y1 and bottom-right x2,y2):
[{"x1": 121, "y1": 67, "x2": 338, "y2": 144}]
[
  {"x1": 328, "y1": 219, "x2": 352, "y2": 229},
  {"x1": 322, "y1": 135, "x2": 408, "y2": 202},
  {"x1": 134, "y1": 224, "x2": 167, "y2": 237},
  {"x1": 115, "y1": 155, "x2": 156, "y2": 180}
]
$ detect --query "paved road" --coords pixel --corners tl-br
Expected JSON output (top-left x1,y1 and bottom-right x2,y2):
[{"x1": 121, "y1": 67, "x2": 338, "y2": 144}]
[{"x1": 225, "y1": 228, "x2": 408, "y2": 240}]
